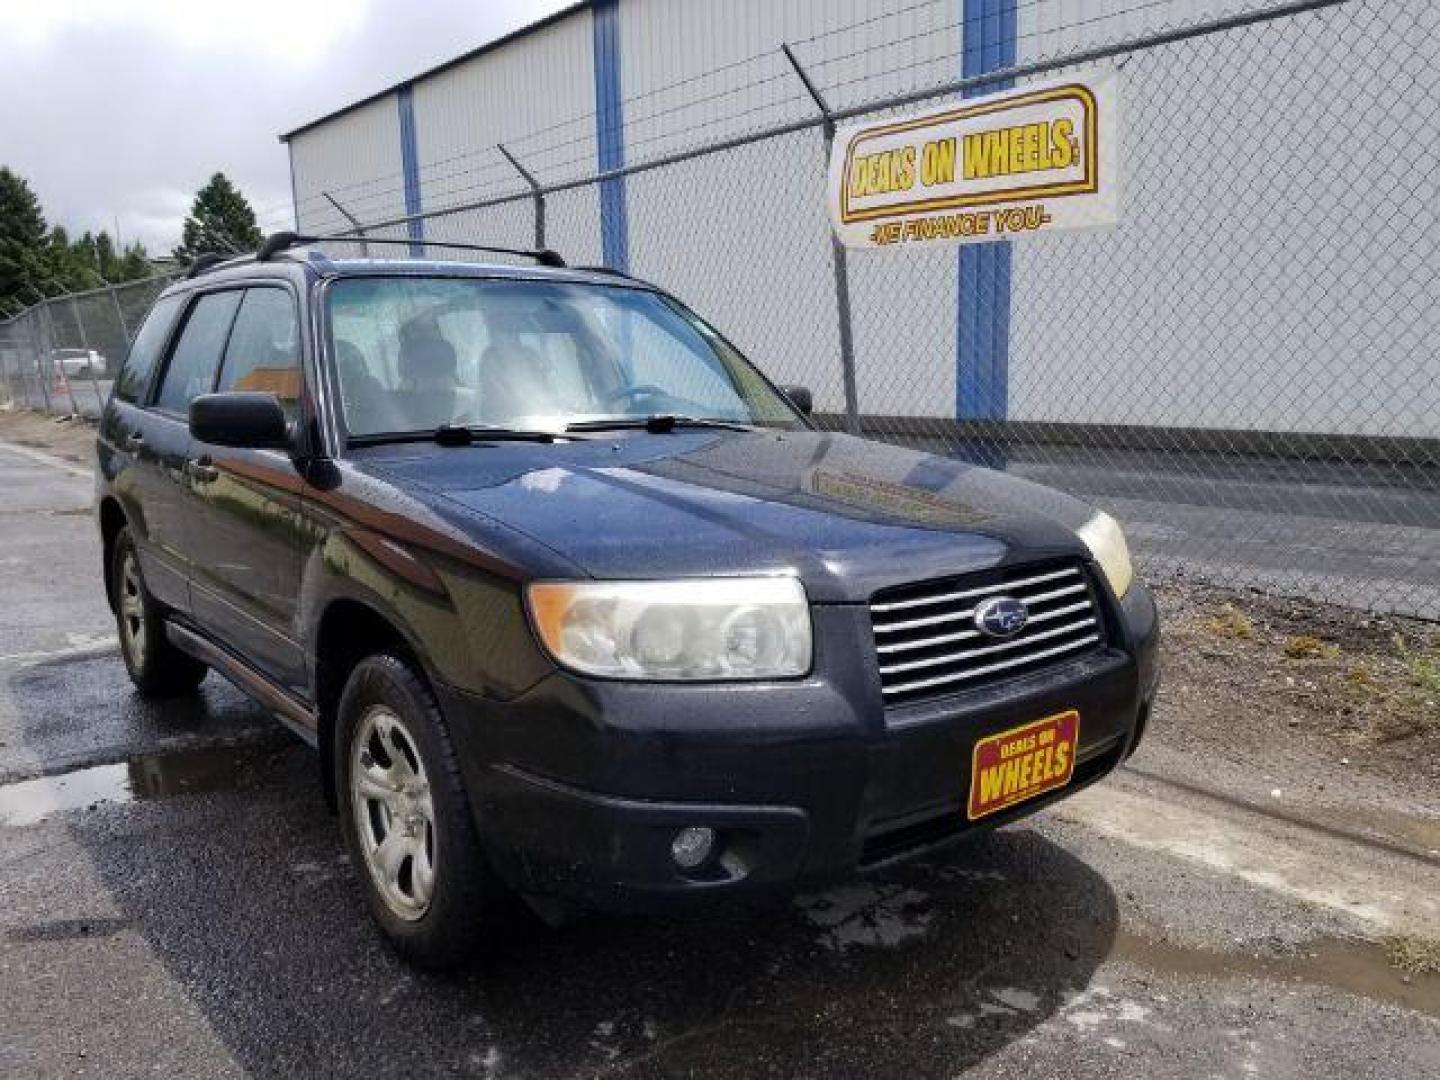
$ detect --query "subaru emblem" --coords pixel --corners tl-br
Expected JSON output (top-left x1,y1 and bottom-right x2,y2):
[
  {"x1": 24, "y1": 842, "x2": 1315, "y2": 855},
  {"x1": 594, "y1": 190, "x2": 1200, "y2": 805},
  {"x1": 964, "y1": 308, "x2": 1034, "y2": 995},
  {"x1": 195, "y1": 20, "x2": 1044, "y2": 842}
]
[{"x1": 974, "y1": 595, "x2": 1029, "y2": 638}]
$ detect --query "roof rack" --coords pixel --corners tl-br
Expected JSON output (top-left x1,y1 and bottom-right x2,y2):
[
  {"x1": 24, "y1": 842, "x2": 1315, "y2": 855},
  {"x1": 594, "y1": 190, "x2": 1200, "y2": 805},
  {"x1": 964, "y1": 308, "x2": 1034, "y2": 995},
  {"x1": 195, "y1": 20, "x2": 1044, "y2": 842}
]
[
  {"x1": 575, "y1": 265, "x2": 635, "y2": 279},
  {"x1": 255, "y1": 231, "x2": 567, "y2": 267},
  {"x1": 185, "y1": 252, "x2": 231, "y2": 278}
]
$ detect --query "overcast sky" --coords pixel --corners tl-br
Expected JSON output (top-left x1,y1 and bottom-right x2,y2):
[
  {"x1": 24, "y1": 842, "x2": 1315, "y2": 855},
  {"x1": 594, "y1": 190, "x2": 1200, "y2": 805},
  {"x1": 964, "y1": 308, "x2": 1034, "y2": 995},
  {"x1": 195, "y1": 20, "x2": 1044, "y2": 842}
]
[{"x1": 0, "y1": 0, "x2": 573, "y2": 253}]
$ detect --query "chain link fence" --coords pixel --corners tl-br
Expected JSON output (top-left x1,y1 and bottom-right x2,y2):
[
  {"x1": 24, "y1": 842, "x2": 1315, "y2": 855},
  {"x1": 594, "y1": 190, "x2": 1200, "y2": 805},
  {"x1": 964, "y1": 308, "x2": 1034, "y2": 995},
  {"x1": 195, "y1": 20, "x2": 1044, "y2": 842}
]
[
  {"x1": 3, "y1": 0, "x2": 1435, "y2": 618},
  {"x1": 1, "y1": 274, "x2": 178, "y2": 418}
]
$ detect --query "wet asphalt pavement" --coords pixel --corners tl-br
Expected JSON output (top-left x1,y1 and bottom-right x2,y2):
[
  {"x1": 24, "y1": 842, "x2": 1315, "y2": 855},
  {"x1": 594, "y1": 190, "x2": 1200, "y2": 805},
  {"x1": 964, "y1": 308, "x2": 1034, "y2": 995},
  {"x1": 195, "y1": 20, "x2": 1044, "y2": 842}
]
[{"x1": 1, "y1": 436, "x2": 1438, "y2": 1079}]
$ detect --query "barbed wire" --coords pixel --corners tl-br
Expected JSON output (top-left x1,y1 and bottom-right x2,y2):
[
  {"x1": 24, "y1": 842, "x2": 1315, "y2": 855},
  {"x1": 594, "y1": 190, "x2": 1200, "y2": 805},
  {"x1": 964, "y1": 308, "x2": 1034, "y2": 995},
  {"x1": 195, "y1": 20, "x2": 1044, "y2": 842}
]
[{"x1": 273, "y1": 0, "x2": 1295, "y2": 234}]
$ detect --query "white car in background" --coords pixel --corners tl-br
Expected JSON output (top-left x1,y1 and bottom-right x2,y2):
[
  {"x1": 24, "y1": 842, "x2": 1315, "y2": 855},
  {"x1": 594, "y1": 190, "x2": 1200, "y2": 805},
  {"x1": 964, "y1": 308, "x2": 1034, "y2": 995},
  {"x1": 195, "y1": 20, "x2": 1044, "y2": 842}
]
[{"x1": 52, "y1": 348, "x2": 107, "y2": 378}]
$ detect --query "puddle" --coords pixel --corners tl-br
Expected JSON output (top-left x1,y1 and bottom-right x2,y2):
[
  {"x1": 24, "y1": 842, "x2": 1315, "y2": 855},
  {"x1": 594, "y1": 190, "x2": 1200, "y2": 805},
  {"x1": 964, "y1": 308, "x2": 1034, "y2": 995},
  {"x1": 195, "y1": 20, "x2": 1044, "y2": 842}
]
[
  {"x1": 10, "y1": 916, "x2": 132, "y2": 942},
  {"x1": 0, "y1": 742, "x2": 284, "y2": 827},
  {"x1": 1344, "y1": 805, "x2": 1440, "y2": 855},
  {"x1": 795, "y1": 881, "x2": 935, "y2": 951},
  {"x1": 1112, "y1": 931, "x2": 1440, "y2": 1018}
]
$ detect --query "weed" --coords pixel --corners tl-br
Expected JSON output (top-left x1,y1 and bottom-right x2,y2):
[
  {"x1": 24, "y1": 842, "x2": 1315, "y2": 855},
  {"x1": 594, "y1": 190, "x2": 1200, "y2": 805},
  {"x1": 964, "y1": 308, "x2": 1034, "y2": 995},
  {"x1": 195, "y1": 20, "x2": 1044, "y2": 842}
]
[
  {"x1": 1346, "y1": 663, "x2": 1379, "y2": 692},
  {"x1": 1394, "y1": 634, "x2": 1440, "y2": 695},
  {"x1": 1284, "y1": 635, "x2": 1339, "y2": 660},
  {"x1": 1203, "y1": 604, "x2": 1253, "y2": 640},
  {"x1": 1385, "y1": 934, "x2": 1440, "y2": 975}
]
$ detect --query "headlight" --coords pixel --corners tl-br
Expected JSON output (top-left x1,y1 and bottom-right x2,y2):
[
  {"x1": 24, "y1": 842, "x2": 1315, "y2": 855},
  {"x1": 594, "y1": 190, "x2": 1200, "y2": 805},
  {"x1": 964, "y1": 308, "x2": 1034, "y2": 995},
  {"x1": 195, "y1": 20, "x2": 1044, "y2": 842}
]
[
  {"x1": 1076, "y1": 510, "x2": 1134, "y2": 599},
  {"x1": 526, "y1": 577, "x2": 813, "y2": 680}
]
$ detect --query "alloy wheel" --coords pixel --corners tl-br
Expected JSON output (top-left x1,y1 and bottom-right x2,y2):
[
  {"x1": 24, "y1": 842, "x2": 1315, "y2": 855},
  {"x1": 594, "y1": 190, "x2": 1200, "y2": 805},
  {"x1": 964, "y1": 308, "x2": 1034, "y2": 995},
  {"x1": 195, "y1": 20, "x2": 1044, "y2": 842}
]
[
  {"x1": 350, "y1": 705, "x2": 438, "y2": 921},
  {"x1": 118, "y1": 550, "x2": 147, "y2": 663}
]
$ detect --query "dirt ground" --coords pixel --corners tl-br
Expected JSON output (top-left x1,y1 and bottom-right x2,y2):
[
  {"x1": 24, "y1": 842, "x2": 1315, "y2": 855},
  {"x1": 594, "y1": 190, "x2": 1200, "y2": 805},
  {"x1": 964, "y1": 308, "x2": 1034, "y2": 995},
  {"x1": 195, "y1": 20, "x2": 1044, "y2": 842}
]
[
  {"x1": 0, "y1": 410, "x2": 96, "y2": 467},
  {"x1": 1153, "y1": 575, "x2": 1440, "y2": 783}
]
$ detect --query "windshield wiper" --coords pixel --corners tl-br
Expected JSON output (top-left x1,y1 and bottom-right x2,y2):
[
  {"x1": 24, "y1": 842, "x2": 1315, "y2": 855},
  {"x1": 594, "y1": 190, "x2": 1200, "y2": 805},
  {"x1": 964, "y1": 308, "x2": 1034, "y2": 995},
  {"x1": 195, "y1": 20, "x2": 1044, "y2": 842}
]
[
  {"x1": 350, "y1": 424, "x2": 562, "y2": 448},
  {"x1": 565, "y1": 414, "x2": 756, "y2": 434}
]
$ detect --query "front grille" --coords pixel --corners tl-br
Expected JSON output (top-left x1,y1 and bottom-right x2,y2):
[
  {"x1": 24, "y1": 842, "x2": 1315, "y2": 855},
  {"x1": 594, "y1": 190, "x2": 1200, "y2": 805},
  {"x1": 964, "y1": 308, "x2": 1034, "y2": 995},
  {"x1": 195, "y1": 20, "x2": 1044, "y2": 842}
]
[{"x1": 870, "y1": 561, "x2": 1104, "y2": 706}]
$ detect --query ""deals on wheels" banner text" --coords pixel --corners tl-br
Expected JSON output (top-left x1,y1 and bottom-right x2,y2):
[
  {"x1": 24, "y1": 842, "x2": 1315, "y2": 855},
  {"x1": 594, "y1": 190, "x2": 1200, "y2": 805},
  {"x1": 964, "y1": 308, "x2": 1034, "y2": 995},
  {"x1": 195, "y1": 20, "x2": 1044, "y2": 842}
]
[{"x1": 828, "y1": 71, "x2": 1121, "y2": 251}]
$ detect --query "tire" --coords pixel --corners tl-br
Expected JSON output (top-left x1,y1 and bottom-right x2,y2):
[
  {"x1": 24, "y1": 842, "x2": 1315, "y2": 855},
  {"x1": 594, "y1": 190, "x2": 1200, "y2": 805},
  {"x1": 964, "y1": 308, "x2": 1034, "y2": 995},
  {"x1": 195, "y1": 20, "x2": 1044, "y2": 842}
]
[
  {"x1": 335, "y1": 653, "x2": 502, "y2": 969},
  {"x1": 111, "y1": 527, "x2": 208, "y2": 697}
]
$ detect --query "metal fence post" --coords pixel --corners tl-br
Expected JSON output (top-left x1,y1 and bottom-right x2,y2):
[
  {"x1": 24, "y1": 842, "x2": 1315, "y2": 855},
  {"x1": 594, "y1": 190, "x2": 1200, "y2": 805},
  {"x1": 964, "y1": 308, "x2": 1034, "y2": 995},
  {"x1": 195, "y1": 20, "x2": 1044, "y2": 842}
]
[
  {"x1": 497, "y1": 143, "x2": 546, "y2": 251},
  {"x1": 0, "y1": 306, "x2": 18, "y2": 408},
  {"x1": 782, "y1": 43, "x2": 860, "y2": 436},
  {"x1": 13, "y1": 311, "x2": 33, "y2": 410},
  {"x1": 324, "y1": 192, "x2": 371, "y2": 257},
  {"x1": 69, "y1": 293, "x2": 108, "y2": 416},
  {"x1": 27, "y1": 313, "x2": 41, "y2": 411},
  {"x1": 0, "y1": 321, "x2": 14, "y2": 409},
  {"x1": 16, "y1": 288, "x2": 50, "y2": 413},
  {"x1": 31, "y1": 304, "x2": 53, "y2": 415},
  {"x1": 45, "y1": 301, "x2": 81, "y2": 415},
  {"x1": 109, "y1": 284, "x2": 132, "y2": 347}
]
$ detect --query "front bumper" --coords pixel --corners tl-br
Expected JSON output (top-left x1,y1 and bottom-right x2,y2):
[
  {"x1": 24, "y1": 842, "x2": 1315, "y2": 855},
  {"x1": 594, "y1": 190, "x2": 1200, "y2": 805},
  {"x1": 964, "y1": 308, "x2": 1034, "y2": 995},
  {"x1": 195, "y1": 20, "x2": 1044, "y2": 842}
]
[{"x1": 440, "y1": 580, "x2": 1159, "y2": 909}]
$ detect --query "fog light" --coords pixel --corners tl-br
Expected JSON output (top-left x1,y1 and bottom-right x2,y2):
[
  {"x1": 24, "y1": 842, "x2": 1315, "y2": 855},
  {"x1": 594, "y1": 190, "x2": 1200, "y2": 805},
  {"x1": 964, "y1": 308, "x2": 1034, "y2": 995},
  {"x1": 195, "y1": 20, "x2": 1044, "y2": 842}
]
[{"x1": 670, "y1": 826, "x2": 716, "y2": 870}]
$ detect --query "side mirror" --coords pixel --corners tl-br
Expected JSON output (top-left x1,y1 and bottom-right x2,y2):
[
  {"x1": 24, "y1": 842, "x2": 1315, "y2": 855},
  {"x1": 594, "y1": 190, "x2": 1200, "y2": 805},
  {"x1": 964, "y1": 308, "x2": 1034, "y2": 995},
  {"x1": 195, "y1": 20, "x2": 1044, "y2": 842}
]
[
  {"x1": 780, "y1": 384, "x2": 813, "y2": 416},
  {"x1": 189, "y1": 392, "x2": 289, "y2": 449}
]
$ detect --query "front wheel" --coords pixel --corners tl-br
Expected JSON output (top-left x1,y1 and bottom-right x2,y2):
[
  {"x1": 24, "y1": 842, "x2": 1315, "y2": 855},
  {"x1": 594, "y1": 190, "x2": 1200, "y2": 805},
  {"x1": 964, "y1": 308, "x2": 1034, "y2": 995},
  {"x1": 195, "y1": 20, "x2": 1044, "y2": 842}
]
[{"x1": 335, "y1": 653, "x2": 503, "y2": 968}]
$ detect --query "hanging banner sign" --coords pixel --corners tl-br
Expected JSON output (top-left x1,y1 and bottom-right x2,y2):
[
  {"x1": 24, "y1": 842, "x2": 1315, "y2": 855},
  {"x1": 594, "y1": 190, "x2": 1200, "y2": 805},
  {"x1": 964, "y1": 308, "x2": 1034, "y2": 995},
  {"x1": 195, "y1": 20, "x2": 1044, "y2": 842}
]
[{"x1": 828, "y1": 71, "x2": 1121, "y2": 250}]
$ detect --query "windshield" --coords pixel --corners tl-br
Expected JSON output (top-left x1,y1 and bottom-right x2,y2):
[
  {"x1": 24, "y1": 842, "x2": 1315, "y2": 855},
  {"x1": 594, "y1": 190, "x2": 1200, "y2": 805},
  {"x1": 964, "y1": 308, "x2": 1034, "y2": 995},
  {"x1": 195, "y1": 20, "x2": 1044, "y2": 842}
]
[{"x1": 325, "y1": 277, "x2": 803, "y2": 437}]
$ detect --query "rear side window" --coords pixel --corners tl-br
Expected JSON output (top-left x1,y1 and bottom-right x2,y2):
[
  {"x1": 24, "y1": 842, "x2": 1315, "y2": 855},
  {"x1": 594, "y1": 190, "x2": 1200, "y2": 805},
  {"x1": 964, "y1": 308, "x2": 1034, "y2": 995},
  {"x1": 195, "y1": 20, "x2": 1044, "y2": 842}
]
[
  {"x1": 154, "y1": 291, "x2": 242, "y2": 415},
  {"x1": 114, "y1": 295, "x2": 182, "y2": 403},
  {"x1": 217, "y1": 288, "x2": 302, "y2": 419}
]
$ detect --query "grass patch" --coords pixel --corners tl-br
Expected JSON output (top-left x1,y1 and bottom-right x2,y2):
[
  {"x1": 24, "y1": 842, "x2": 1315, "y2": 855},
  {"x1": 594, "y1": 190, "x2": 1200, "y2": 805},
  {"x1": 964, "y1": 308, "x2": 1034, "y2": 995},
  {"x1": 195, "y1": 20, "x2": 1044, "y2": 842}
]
[
  {"x1": 1412, "y1": 656, "x2": 1440, "y2": 696},
  {"x1": 1284, "y1": 635, "x2": 1339, "y2": 660},
  {"x1": 1346, "y1": 663, "x2": 1377, "y2": 690},
  {"x1": 1385, "y1": 934, "x2": 1440, "y2": 976},
  {"x1": 1202, "y1": 604, "x2": 1253, "y2": 640},
  {"x1": 1394, "y1": 634, "x2": 1440, "y2": 697}
]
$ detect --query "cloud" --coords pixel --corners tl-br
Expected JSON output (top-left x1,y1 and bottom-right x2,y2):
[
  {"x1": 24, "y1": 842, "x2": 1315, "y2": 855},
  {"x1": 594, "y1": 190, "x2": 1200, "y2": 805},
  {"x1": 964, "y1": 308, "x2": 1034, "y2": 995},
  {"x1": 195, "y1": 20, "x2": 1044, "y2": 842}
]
[
  {"x1": 6, "y1": 0, "x2": 367, "y2": 61},
  {"x1": 0, "y1": 0, "x2": 572, "y2": 252}
]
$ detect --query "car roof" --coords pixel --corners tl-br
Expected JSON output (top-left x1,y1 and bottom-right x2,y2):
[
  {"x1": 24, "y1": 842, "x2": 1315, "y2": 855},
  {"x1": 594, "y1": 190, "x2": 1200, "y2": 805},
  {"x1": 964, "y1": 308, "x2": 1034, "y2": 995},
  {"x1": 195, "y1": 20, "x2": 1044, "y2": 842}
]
[{"x1": 160, "y1": 251, "x2": 649, "y2": 299}]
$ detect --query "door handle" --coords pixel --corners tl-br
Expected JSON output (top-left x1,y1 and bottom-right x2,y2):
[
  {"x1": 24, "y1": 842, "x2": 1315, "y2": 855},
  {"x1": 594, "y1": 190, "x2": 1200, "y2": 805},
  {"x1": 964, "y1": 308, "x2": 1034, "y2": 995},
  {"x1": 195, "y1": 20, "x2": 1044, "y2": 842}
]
[
  {"x1": 186, "y1": 456, "x2": 219, "y2": 484},
  {"x1": 123, "y1": 432, "x2": 144, "y2": 452}
]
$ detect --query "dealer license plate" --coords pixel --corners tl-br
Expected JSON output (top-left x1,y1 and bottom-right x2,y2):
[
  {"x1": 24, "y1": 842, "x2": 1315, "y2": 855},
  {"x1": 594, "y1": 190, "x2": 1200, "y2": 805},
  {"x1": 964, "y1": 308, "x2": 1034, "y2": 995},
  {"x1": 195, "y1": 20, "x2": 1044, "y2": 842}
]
[{"x1": 967, "y1": 710, "x2": 1080, "y2": 821}]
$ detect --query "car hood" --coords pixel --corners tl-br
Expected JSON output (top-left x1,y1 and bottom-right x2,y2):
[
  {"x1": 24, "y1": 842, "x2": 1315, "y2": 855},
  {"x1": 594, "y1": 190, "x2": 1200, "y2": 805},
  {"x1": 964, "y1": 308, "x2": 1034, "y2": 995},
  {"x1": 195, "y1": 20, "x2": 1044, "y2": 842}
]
[{"x1": 354, "y1": 430, "x2": 1099, "y2": 602}]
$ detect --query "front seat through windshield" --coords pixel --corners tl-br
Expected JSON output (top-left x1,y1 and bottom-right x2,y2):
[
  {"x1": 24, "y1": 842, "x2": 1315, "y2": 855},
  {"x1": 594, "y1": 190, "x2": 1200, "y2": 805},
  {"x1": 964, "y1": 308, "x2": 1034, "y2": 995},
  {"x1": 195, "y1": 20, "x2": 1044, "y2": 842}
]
[{"x1": 326, "y1": 277, "x2": 803, "y2": 437}]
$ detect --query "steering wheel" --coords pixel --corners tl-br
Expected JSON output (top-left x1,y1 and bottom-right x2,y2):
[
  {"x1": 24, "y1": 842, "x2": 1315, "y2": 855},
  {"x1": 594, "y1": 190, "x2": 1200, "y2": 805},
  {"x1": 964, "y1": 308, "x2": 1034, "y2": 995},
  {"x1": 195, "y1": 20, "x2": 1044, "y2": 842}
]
[{"x1": 604, "y1": 384, "x2": 669, "y2": 409}]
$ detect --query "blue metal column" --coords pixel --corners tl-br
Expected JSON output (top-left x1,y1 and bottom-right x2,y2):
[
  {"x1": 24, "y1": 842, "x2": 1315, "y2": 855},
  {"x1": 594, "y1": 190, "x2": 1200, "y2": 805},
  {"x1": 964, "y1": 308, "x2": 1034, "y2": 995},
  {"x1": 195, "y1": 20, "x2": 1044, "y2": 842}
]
[
  {"x1": 397, "y1": 83, "x2": 424, "y2": 255},
  {"x1": 592, "y1": 0, "x2": 629, "y2": 271},
  {"x1": 956, "y1": 0, "x2": 1017, "y2": 423}
]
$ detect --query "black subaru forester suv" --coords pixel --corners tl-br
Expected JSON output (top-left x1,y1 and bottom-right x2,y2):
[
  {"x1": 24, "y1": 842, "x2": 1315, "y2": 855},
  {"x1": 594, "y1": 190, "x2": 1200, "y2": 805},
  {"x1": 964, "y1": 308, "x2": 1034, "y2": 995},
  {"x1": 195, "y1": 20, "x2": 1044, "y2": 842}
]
[{"x1": 96, "y1": 234, "x2": 1158, "y2": 968}]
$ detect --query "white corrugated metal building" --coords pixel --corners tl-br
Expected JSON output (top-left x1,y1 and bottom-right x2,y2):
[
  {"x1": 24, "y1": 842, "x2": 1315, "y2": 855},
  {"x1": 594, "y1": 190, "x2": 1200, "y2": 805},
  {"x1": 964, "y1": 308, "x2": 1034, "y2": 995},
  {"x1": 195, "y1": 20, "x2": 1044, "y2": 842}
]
[{"x1": 281, "y1": 0, "x2": 1438, "y2": 440}]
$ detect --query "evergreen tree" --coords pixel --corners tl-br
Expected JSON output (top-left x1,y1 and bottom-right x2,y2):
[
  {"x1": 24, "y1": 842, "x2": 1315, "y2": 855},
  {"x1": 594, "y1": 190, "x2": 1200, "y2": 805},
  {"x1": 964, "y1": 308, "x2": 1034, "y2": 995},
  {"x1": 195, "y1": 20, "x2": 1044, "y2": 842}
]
[
  {"x1": 174, "y1": 172, "x2": 264, "y2": 263},
  {"x1": 118, "y1": 242, "x2": 153, "y2": 282},
  {"x1": 0, "y1": 166, "x2": 160, "y2": 310},
  {"x1": 95, "y1": 232, "x2": 118, "y2": 280},
  {"x1": 0, "y1": 167, "x2": 48, "y2": 310},
  {"x1": 44, "y1": 225, "x2": 101, "y2": 292},
  {"x1": 74, "y1": 231, "x2": 99, "y2": 275}
]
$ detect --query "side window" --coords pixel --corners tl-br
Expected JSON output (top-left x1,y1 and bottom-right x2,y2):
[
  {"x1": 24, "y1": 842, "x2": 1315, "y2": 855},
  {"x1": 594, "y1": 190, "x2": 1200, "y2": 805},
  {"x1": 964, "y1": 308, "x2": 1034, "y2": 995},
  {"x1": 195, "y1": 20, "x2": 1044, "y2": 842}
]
[
  {"x1": 114, "y1": 295, "x2": 182, "y2": 403},
  {"x1": 217, "y1": 288, "x2": 302, "y2": 419},
  {"x1": 154, "y1": 291, "x2": 243, "y2": 415}
]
